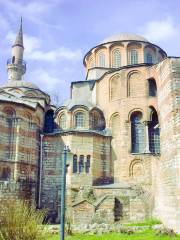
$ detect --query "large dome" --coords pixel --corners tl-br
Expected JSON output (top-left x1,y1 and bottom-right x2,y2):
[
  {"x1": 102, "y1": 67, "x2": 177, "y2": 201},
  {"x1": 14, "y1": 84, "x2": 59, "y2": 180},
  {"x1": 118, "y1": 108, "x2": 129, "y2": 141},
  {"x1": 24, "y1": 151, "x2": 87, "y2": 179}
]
[{"x1": 101, "y1": 33, "x2": 149, "y2": 44}]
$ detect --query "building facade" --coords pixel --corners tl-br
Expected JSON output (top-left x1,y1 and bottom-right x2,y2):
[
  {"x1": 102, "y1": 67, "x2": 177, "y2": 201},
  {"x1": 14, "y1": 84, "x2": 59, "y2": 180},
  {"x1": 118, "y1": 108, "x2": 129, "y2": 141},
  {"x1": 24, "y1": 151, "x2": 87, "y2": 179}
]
[{"x1": 0, "y1": 23, "x2": 179, "y2": 232}]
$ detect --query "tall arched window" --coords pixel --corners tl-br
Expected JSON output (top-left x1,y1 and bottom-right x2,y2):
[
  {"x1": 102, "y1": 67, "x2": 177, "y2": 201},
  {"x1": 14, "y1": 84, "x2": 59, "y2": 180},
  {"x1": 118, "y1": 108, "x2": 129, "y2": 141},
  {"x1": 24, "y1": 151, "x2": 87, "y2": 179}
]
[
  {"x1": 131, "y1": 112, "x2": 145, "y2": 153},
  {"x1": 73, "y1": 155, "x2": 77, "y2": 173},
  {"x1": 75, "y1": 112, "x2": 85, "y2": 128},
  {"x1": 148, "y1": 79, "x2": 157, "y2": 97},
  {"x1": 149, "y1": 109, "x2": 160, "y2": 154},
  {"x1": 85, "y1": 155, "x2": 91, "y2": 173},
  {"x1": 3, "y1": 108, "x2": 15, "y2": 160},
  {"x1": 112, "y1": 49, "x2": 121, "y2": 68},
  {"x1": 110, "y1": 113, "x2": 120, "y2": 138},
  {"x1": 59, "y1": 114, "x2": 66, "y2": 129},
  {"x1": 131, "y1": 50, "x2": 138, "y2": 64},
  {"x1": 79, "y1": 155, "x2": 84, "y2": 173},
  {"x1": 98, "y1": 52, "x2": 105, "y2": 67},
  {"x1": 146, "y1": 53, "x2": 153, "y2": 64},
  {"x1": 44, "y1": 110, "x2": 54, "y2": 133},
  {"x1": 110, "y1": 75, "x2": 120, "y2": 100}
]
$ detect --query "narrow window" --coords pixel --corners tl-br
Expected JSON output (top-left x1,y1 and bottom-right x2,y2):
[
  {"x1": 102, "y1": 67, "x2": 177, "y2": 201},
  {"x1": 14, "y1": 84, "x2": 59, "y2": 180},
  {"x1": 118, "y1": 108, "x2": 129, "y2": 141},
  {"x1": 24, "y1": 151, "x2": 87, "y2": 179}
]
[
  {"x1": 99, "y1": 52, "x2": 105, "y2": 67},
  {"x1": 146, "y1": 53, "x2": 153, "y2": 64},
  {"x1": 148, "y1": 79, "x2": 157, "y2": 97},
  {"x1": 59, "y1": 114, "x2": 66, "y2": 129},
  {"x1": 44, "y1": 110, "x2": 54, "y2": 133},
  {"x1": 149, "y1": 110, "x2": 160, "y2": 154},
  {"x1": 73, "y1": 155, "x2": 77, "y2": 173},
  {"x1": 131, "y1": 50, "x2": 138, "y2": 64},
  {"x1": 85, "y1": 155, "x2": 91, "y2": 173},
  {"x1": 131, "y1": 112, "x2": 145, "y2": 153},
  {"x1": 113, "y1": 49, "x2": 121, "y2": 68},
  {"x1": 1, "y1": 167, "x2": 11, "y2": 180},
  {"x1": 75, "y1": 112, "x2": 85, "y2": 128},
  {"x1": 79, "y1": 155, "x2": 84, "y2": 173}
]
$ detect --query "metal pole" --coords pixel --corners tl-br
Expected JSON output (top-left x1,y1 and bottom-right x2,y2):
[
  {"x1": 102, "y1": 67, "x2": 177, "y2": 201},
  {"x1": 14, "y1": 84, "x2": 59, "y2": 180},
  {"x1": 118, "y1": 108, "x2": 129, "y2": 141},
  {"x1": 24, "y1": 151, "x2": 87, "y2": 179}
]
[{"x1": 60, "y1": 145, "x2": 68, "y2": 240}]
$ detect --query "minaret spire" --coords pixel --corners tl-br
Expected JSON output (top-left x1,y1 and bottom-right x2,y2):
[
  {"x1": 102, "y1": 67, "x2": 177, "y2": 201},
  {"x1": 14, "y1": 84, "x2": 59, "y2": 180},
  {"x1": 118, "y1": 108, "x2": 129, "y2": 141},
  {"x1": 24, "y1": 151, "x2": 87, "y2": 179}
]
[
  {"x1": 13, "y1": 17, "x2": 24, "y2": 48},
  {"x1": 7, "y1": 18, "x2": 26, "y2": 81}
]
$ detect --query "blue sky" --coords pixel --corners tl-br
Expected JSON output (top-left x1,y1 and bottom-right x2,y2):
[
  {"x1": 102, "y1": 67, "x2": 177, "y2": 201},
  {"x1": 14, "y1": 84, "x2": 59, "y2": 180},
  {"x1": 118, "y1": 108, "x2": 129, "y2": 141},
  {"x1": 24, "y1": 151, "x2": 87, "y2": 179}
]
[{"x1": 0, "y1": 0, "x2": 180, "y2": 104}]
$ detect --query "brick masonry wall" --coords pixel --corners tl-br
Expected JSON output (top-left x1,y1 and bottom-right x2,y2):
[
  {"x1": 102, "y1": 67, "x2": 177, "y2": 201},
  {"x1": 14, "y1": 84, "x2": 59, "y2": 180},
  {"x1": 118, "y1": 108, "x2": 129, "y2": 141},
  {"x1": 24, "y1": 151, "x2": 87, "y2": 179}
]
[{"x1": 154, "y1": 58, "x2": 180, "y2": 232}]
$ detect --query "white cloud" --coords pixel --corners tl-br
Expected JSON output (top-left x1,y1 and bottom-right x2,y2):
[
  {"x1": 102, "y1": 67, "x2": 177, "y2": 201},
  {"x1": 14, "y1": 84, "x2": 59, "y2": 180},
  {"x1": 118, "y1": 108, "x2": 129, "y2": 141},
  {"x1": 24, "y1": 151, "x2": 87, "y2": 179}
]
[
  {"x1": 142, "y1": 18, "x2": 179, "y2": 43},
  {"x1": 28, "y1": 69, "x2": 61, "y2": 92},
  {"x1": 26, "y1": 47, "x2": 82, "y2": 62},
  {"x1": 6, "y1": 31, "x2": 41, "y2": 53},
  {"x1": 6, "y1": 31, "x2": 82, "y2": 62}
]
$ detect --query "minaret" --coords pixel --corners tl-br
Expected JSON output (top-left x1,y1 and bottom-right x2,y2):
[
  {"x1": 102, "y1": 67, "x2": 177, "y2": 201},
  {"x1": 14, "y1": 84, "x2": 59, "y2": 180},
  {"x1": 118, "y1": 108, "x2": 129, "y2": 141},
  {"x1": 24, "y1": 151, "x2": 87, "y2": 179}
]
[{"x1": 7, "y1": 18, "x2": 26, "y2": 81}]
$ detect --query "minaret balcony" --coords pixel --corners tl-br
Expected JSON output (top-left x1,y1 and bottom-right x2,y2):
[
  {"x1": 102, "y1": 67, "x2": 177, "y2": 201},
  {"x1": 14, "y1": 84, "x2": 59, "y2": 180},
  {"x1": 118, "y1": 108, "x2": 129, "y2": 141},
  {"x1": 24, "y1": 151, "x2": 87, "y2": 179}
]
[{"x1": 7, "y1": 58, "x2": 26, "y2": 69}]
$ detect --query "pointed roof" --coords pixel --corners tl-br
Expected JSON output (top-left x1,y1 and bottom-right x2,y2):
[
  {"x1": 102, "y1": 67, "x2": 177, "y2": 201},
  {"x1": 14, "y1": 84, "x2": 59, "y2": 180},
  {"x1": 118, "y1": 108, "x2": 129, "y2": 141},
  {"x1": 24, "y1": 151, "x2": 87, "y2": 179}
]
[{"x1": 13, "y1": 18, "x2": 24, "y2": 48}]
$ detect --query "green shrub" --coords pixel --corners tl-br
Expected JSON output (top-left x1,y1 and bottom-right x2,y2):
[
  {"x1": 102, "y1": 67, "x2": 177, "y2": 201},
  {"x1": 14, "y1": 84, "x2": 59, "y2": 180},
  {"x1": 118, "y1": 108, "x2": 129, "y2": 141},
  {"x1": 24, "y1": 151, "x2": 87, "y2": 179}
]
[
  {"x1": 0, "y1": 199, "x2": 46, "y2": 240},
  {"x1": 155, "y1": 227, "x2": 177, "y2": 237}
]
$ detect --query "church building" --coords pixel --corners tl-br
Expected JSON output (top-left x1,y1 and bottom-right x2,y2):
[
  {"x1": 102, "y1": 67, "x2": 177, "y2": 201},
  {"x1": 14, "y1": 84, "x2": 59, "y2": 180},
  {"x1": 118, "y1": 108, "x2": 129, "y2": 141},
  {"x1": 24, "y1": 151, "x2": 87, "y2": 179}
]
[{"x1": 0, "y1": 21, "x2": 179, "y2": 232}]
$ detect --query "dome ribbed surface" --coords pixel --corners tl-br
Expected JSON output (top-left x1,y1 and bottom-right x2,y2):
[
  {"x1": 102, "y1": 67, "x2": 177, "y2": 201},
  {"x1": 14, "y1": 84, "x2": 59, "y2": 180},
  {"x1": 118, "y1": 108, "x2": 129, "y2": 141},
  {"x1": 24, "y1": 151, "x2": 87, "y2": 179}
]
[{"x1": 101, "y1": 33, "x2": 148, "y2": 44}]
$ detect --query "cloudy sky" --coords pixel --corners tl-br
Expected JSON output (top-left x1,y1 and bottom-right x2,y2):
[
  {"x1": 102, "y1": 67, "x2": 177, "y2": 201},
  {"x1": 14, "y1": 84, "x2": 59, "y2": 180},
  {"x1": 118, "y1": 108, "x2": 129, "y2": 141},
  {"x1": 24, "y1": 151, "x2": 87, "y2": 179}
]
[{"x1": 0, "y1": 0, "x2": 180, "y2": 104}]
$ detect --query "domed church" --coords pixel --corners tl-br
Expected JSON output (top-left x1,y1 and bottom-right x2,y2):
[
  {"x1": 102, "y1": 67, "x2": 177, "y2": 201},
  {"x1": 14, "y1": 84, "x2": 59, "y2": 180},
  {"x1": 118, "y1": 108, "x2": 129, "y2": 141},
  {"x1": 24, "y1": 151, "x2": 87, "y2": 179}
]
[{"x1": 0, "y1": 22, "x2": 179, "y2": 232}]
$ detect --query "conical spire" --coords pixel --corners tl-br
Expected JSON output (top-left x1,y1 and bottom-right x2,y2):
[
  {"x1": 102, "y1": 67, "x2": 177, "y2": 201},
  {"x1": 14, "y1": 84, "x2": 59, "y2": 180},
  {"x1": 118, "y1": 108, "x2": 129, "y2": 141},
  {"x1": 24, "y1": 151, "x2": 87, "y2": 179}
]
[{"x1": 13, "y1": 17, "x2": 24, "y2": 48}]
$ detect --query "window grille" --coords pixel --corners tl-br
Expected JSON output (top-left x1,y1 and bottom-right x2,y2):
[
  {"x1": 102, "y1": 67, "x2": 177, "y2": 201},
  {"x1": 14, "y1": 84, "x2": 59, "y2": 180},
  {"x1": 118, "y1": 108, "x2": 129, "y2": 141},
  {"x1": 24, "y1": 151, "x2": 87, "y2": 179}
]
[
  {"x1": 75, "y1": 112, "x2": 85, "y2": 128},
  {"x1": 99, "y1": 52, "x2": 105, "y2": 67},
  {"x1": 131, "y1": 50, "x2": 138, "y2": 64},
  {"x1": 131, "y1": 112, "x2": 145, "y2": 153},
  {"x1": 113, "y1": 49, "x2": 121, "y2": 68},
  {"x1": 59, "y1": 114, "x2": 66, "y2": 129},
  {"x1": 146, "y1": 53, "x2": 153, "y2": 64},
  {"x1": 149, "y1": 111, "x2": 160, "y2": 154}
]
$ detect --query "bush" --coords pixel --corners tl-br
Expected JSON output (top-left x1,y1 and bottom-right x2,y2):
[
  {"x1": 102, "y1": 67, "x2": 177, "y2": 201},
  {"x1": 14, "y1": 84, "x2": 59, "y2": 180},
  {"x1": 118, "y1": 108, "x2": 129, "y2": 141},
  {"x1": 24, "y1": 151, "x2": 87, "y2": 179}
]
[
  {"x1": 0, "y1": 199, "x2": 46, "y2": 240},
  {"x1": 155, "y1": 227, "x2": 177, "y2": 237}
]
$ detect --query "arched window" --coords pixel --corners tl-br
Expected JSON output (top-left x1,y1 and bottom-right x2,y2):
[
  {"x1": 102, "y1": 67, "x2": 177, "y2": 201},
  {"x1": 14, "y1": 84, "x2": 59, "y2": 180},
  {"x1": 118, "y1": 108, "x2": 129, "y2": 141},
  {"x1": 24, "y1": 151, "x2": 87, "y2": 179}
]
[
  {"x1": 73, "y1": 155, "x2": 77, "y2": 173},
  {"x1": 146, "y1": 53, "x2": 153, "y2": 64},
  {"x1": 110, "y1": 114, "x2": 120, "y2": 138},
  {"x1": 149, "y1": 109, "x2": 160, "y2": 154},
  {"x1": 79, "y1": 155, "x2": 84, "y2": 173},
  {"x1": 59, "y1": 114, "x2": 66, "y2": 129},
  {"x1": 130, "y1": 50, "x2": 138, "y2": 64},
  {"x1": 131, "y1": 112, "x2": 145, "y2": 153},
  {"x1": 85, "y1": 155, "x2": 91, "y2": 173},
  {"x1": 110, "y1": 75, "x2": 120, "y2": 100},
  {"x1": 3, "y1": 108, "x2": 15, "y2": 160},
  {"x1": 148, "y1": 79, "x2": 157, "y2": 97},
  {"x1": 75, "y1": 112, "x2": 85, "y2": 128},
  {"x1": 44, "y1": 110, "x2": 54, "y2": 133},
  {"x1": 112, "y1": 49, "x2": 121, "y2": 68},
  {"x1": 98, "y1": 52, "x2": 105, "y2": 67}
]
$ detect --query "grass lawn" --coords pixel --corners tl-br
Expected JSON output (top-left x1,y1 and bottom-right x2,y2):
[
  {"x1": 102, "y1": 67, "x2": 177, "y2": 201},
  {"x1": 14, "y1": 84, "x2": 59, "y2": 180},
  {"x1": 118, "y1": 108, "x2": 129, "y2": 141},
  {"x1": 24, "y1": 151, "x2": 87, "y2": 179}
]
[{"x1": 47, "y1": 229, "x2": 180, "y2": 240}]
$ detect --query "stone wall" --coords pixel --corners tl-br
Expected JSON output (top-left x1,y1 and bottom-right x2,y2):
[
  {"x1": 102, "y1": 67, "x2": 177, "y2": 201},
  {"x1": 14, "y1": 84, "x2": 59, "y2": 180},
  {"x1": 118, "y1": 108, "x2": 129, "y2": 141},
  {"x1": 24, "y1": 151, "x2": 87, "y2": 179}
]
[{"x1": 153, "y1": 58, "x2": 180, "y2": 233}]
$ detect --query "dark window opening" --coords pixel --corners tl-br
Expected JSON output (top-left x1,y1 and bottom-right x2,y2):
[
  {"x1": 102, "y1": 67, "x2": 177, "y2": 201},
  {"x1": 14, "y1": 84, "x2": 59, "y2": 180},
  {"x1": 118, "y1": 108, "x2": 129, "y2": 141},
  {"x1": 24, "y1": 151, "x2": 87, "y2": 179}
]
[
  {"x1": 148, "y1": 79, "x2": 157, "y2": 97},
  {"x1": 44, "y1": 110, "x2": 54, "y2": 133},
  {"x1": 149, "y1": 109, "x2": 160, "y2": 154},
  {"x1": 79, "y1": 155, "x2": 84, "y2": 173},
  {"x1": 85, "y1": 155, "x2": 91, "y2": 173},
  {"x1": 114, "y1": 198, "x2": 123, "y2": 222},
  {"x1": 0, "y1": 167, "x2": 11, "y2": 180},
  {"x1": 131, "y1": 112, "x2": 145, "y2": 153},
  {"x1": 73, "y1": 155, "x2": 77, "y2": 173}
]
